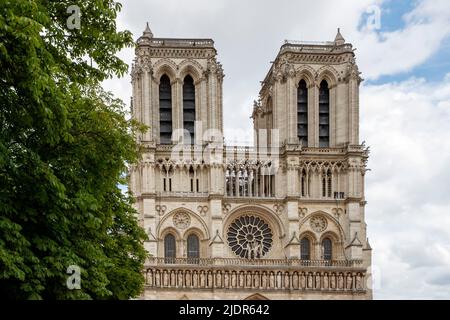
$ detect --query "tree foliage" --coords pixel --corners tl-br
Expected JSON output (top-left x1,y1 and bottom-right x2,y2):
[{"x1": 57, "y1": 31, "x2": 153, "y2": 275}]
[{"x1": 0, "y1": 0, "x2": 148, "y2": 299}]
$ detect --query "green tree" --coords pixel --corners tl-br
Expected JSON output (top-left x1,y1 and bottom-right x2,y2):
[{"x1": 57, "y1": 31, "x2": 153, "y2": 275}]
[{"x1": 0, "y1": 0, "x2": 148, "y2": 299}]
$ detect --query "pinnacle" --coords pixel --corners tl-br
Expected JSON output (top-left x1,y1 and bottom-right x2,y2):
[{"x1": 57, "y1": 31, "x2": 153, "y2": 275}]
[
  {"x1": 143, "y1": 22, "x2": 153, "y2": 38},
  {"x1": 334, "y1": 27, "x2": 345, "y2": 45}
]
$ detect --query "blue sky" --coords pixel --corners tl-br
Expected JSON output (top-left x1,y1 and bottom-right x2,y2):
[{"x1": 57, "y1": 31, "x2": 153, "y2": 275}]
[
  {"x1": 104, "y1": 0, "x2": 450, "y2": 299},
  {"x1": 364, "y1": 0, "x2": 450, "y2": 84}
]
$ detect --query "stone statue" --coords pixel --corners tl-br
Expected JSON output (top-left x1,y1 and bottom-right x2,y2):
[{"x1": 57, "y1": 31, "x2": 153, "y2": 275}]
[
  {"x1": 200, "y1": 271, "x2": 206, "y2": 287},
  {"x1": 224, "y1": 272, "x2": 229, "y2": 288},
  {"x1": 293, "y1": 273, "x2": 299, "y2": 289},
  {"x1": 300, "y1": 273, "x2": 306, "y2": 289},
  {"x1": 315, "y1": 273, "x2": 321, "y2": 289},
  {"x1": 193, "y1": 272, "x2": 198, "y2": 287},
  {"x1": 338, "y1": 274, "x2": 344, "y2": 289},
  {"x1": 330, "y1": 274, "x2": 336, "y2": 289},
  {"x1": 207, "y1": 272, "x2": 213, "y2": 288},
  {"x1": 284, "y1": 272, "x2": 290, "y2": 289},
  {"x1": 346, "y1": 274, "x2": 353, "y2": 290},
  {"x1": 276, "y1": 272, "x2": 282, "y2": 289},
  {"x1": 262, "y1": 273, "x2": 267, "y2": 288},
  {"x1": 307, "y1": 273, "x2": 313, "y2": 289},
  {"x1": 246, "y1": 272, "x2": 252, "y2": 288},
  {"x1": 356, "y1": 274, "x2": 363, "y2": 290},
  {"x1": 323, "y1": 273, "x2": 329, "y2": 289},
  {"x1": 155, "y1": 271, "x2": 160, "y2": 287},
  {"x1": 254, "y1": 273, "x2": 260, "y2": 288},
  {"x1": 216, "y1": 272, "x2": 222, "y2": 288},
  {"x1": 269, "y1": 272, "x2": 275, "y2": 288},
  {"x1": 163, "y1": 270, "x2": 169, "y2": 287},
  {"x1": 239, "y1": 272, "x2": 245, "y2": 287},
  {"x1": 186, "y1": 272, "x2": 192, "y2": 287}
]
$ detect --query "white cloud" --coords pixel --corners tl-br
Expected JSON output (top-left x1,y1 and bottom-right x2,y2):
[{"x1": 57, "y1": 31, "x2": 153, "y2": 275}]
[{"x1": 361, "y1": 75, "x2": 450, "y2": 299}]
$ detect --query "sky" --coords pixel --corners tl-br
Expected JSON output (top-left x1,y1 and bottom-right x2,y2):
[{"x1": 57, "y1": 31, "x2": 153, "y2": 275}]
[{"x1": 103, "y1": 0, "x2": 450, "y2": 299}]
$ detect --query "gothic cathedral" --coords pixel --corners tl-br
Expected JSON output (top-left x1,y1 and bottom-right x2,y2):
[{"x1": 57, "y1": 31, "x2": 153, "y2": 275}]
[{"x1": 130, "y1": 24, "x2": 372, "y2": 300}]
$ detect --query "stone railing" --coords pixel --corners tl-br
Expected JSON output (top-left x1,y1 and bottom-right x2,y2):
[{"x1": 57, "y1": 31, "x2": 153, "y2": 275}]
[
  {"x1": 144, "y1": 259, "x2": 367, "y2": 292},
  {"x1": 281, "y1": 41, "x2": 353, "y2": 52},
  {"x1": 284, "y1": 40, "x2": 336, "y2": 46},
  {"x1": 300, "y1": 147, "x2": 346, "y2": 154},
  {"x1": 148, "y1": 38, "x2": 215, "y2": 48},
  {"x1": 146, "y1": 257, "x2": 363, "y2": 268},
  {"x1": 224, "y1": 194, "x2": 277, "y2": 200},
  {"x1": 157, "y1": 191, "x2": 209, "y2": 198}
]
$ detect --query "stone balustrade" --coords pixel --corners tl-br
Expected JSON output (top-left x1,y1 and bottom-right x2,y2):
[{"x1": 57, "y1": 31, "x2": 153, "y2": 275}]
[
  {"x1": 146, "y1": 257, "x2": 362, "y2": 267},
  {"x1": 148, "y1": 38, "x2": 215, "y2": 48},
  {"x1": 157, "y1": 191, "x2": 209, "y2": 198}
]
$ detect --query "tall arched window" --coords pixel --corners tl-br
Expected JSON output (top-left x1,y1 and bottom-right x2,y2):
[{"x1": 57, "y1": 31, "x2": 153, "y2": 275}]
[
  {"x1": 327, "y1": 169, "x2": 332, "y2": 198},
  {"x1": 183, "y1": 75, "x2": 195, "y2": 144},
  {"x1": 301, "y1": 169, "x2": 307, "y2": 197},
  {"x1": 164, "y1": 233, "x2": 176, "y2": 263},
  {"x1": 322, "y1": 175, "x2": 326, "y2": 198},
  {"x1": 159, "y1": 75, "x2": 172, "y2": 144},
  {"x1": 297, "y1": 80, "x2": 308, "y2": 146},
  {"x1": 300, "y1": 237, "x2": 311, "y2": 260},
  {"x1": 187, "y1": 234, "x2": 200, "y2": 264},
  {"x1": 319, "y1": 80, "x2": 330, "y2": 147},
  {"x1": 266, "y1": 97, "x2": 273, "y2": 146},
  {"x1": 322, "y1": 238, "x2": 332, "y2": 261}
]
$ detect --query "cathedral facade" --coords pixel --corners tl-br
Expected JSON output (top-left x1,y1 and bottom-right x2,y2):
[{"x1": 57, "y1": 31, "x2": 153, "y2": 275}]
[{"x1": 130, "y1": 24, "x2": 372, "y2": 300}]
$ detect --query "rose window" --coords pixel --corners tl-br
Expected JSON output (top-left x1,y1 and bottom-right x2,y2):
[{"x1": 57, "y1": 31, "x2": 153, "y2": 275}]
[{"x1": 227, "y1": 215, "x2": 273, "y2": 259}]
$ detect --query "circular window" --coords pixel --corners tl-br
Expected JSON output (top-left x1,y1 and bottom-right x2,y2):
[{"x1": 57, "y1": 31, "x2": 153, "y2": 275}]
[{"x1": 227, "y1": 215, "x2": 273, "y2": 259}]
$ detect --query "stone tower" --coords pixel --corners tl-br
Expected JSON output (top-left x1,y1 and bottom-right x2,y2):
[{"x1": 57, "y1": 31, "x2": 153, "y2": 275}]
[{"x1": 130, "y1": 24, "x2": 372, "y2": 300}]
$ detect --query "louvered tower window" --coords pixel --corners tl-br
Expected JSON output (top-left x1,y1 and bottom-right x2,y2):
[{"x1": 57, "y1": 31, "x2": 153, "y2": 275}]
[
  {"x1": 327, "y1": 169, "x2": 332, "y2": 198},
  {"x1": 183, "y1": 75, "x2": 195, "y2": 144},
  {"x1": 297, "y1": 80, "x2": 308, "y2": 146},
  {"x1": 159, "y1": 75, "x2": 172, "y2": 144},
  {"x1": 319, "y1": 80, "x2": 330, "y2": 147},
  {"x1": 301, "y1": 169, "x2": 307, "y2": 197}
]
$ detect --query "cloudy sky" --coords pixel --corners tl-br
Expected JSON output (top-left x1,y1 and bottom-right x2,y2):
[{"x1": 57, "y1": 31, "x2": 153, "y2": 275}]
[{"x1": 103, "y1": 0, "x2": 450, "y2": 299}]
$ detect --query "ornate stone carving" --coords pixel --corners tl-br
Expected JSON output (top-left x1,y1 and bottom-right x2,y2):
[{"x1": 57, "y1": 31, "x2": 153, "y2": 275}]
[
  {"x1": 155, "y1": 205, "x2": 167, "y2": 216},
  {"x1": 298, "y1": 207, "x2": 308, "y2": 219},
  {"x1": 345, "y1": 58, "x2": 364, "y2": 83},
  {"x1": 173, "y1": 212, "x2": 191, "y2": 229},
  {"x1": 310, "y1": 215, "x2": 328, "y2": 233},
  {"x1": 273, "y1": 203, "x2": 284, "y2": 214},
  {"x1": 197, "y1": 205, "x2": 208, "y2": 216},
  {"x1": 222, "y1": 203, "x2": 231, "y2": 214},
  {"x1": 273, "y1": 56, "x2": 295, "y2": 83},
  {"x1": 332, "y1": 208, "x2": 344, "y2": 220},
  {"x1": 206, "y1": 57, "x2": 224, "y2": 80}
]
